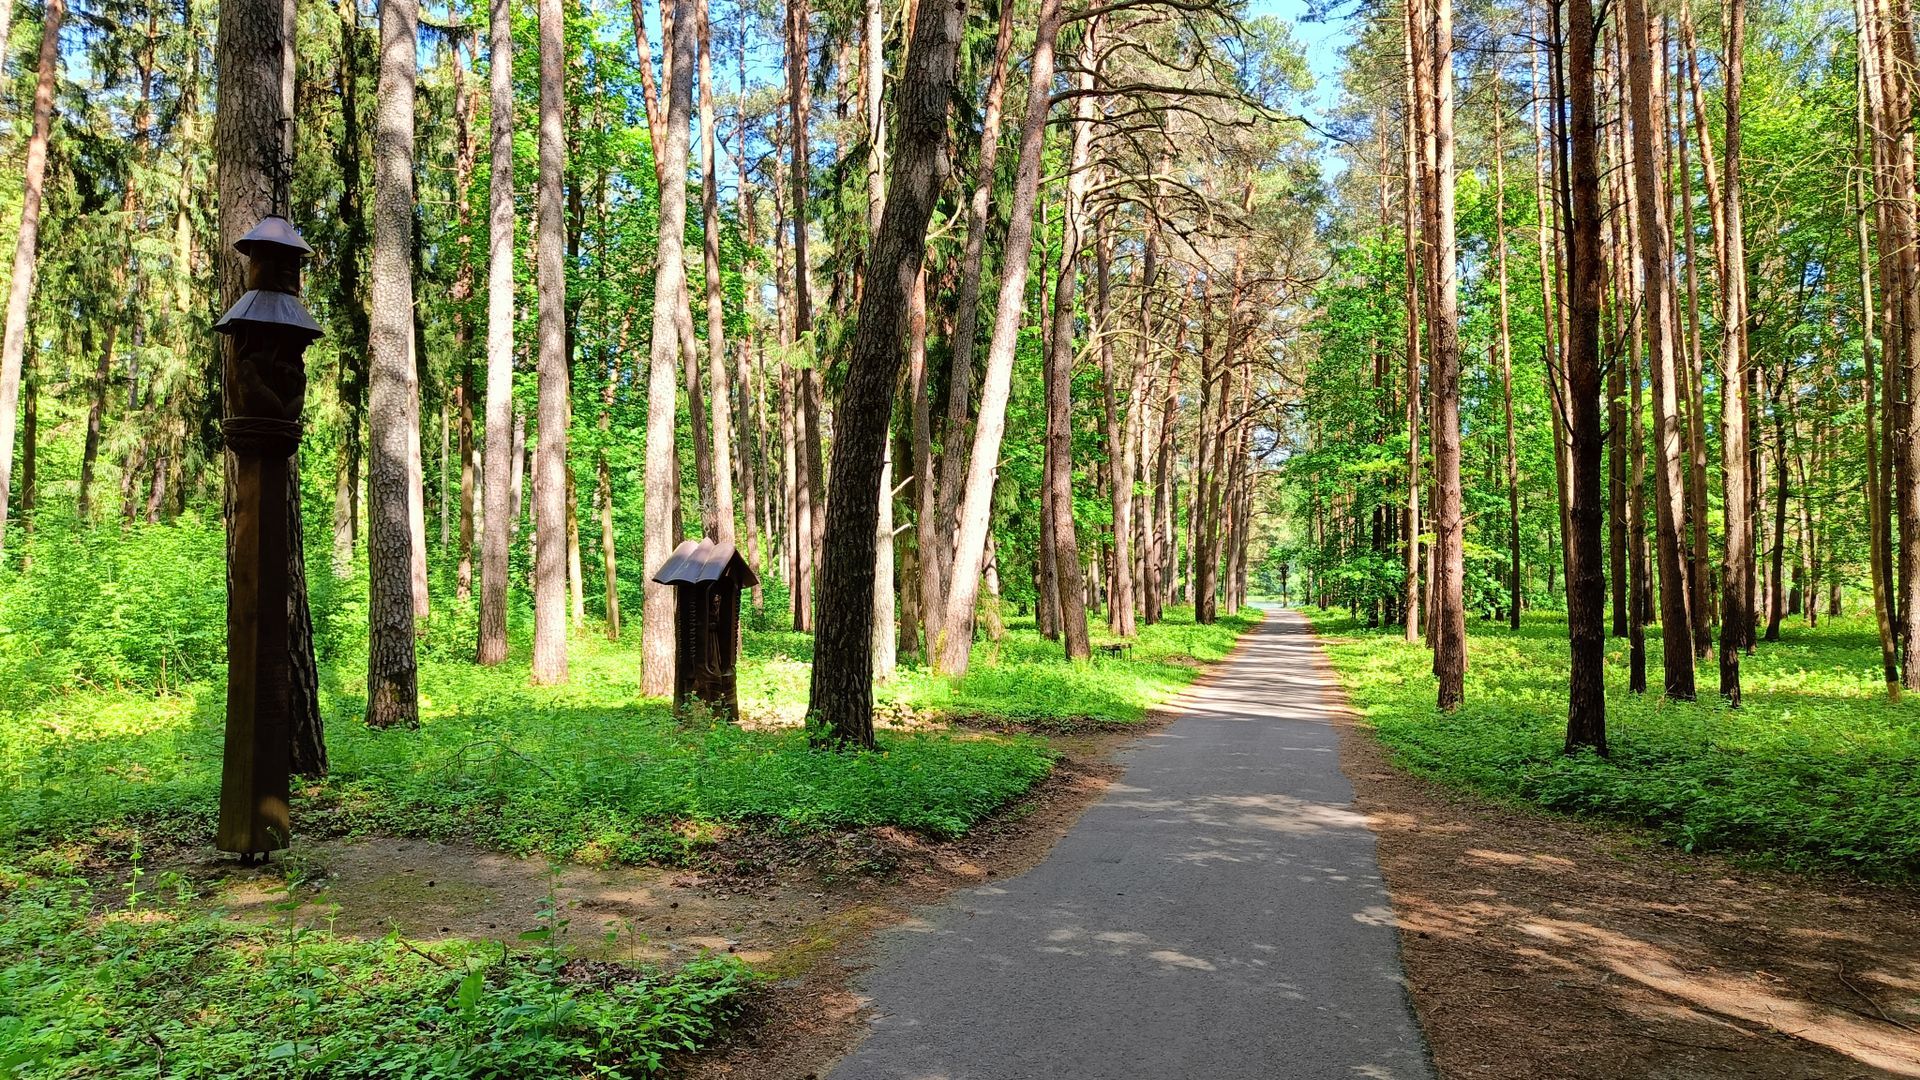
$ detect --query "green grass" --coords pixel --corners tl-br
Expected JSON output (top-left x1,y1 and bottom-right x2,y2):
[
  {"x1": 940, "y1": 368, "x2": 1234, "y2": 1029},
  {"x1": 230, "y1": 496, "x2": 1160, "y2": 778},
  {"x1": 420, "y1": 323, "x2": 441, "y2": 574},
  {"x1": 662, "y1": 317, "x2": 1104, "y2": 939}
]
[
  {"x1": 1, "y1": 604, "x2": 1255, "y2": 866},
  {"x1": 1301, "y1": 606, "x2": 1920, "y2": 879},
  {"x1": 0, "y1": 863, "x2": 755, "y2": 1078}
]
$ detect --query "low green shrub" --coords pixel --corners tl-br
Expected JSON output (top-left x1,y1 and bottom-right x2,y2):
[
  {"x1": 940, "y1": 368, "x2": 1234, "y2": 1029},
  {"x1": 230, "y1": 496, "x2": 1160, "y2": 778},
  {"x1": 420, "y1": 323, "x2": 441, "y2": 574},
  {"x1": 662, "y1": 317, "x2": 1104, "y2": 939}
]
[{"x1": 1302, "y1": 608, "x2": 1920, "y2": 879}]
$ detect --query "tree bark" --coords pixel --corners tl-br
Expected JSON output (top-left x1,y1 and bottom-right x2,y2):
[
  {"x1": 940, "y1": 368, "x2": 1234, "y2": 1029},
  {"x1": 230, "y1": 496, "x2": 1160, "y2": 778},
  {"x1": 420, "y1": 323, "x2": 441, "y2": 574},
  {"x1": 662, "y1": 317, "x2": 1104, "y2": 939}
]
[
  {"x1": 1420, "y1": 0, "x2": 1466, "y2": 708},
  {"x1": 699, "y1": 0, "x2": 735, "y2": 545},
  {"x1": 930, "y1": 0, "x2": 1016, "y2": 618},
  {"x1": 366, "y1": 0, "x2": 420, "y2": 727},
  {"x1": 1675, "y1": 32, "x2": 1714, "y2": 658},
  {"x1": 530, "y1": 0, "x2": 569, "y2": 685},
  {"x1": 1719, "y1": 0, "x2": 1754, "y2": 703},
  {"x1": 934, "y1": 0, "x2": 1064, "y2": 675},
  {"x1": 1042, "y1": 19, "x2": 1100, "y2": 659},
  {"x1": 1403, "y1": 19, "x2": 1424, "y2": 642},
  {"x1": 1622, "y1": 0, "x2": 1696, "y2": 697},
  {"x1": 1493, "y1": 74, "x2": 1520, "y2": 631},
  {"x1": 1853, "y1": 14, "x2": 1901, "y2": 694},
  {"x1": 0, "y1": 0, "x2": 62, "y2": 565},
  {"x1": 477, "y1": 0, "x2": 515, "y2": 665},
  {"x1": 643, "y1": 0, "x2": 695, "y2": 697},
  {"x1": 1099, "y1": 221, "x2": 1136, "y2": 637},
  {"x1": 807, "y1": 0, "x2": 964, "y2": 747},
  {"x1": 1560, "y1": 0, "x2": 1609, "y2": 752}
]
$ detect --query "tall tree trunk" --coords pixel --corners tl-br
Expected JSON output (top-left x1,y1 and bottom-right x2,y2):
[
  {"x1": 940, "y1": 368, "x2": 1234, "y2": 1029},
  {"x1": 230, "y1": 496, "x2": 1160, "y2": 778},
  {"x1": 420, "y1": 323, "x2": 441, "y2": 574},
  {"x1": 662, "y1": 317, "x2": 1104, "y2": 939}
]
[
  {"x1": 699, "y1": 0, "x2": 735, "y2": 545},
  {"x1": 1403, "y1": 20, "x2": 1424, "y2": 641},
  {"x1": 367, "y1": 0, "x2": 420, "y2": 727},
  {"x1": 863, "y1": 0, "x2": 894, "y2": 676},
  {"x1": 331, "y1": 0, "x2": 370, "y2": 577},
  {"x1": 1419, "y1": 0, "x2": 1466, "y2": 708},
  {"x1": 1676, "y1": 32, "x2": 1714, "y2": 657},
  {"x1": 1623, "y1": 0, "x2": 1696, "y2": 697},
  {"x1": 530, "y1": 0, "x2": 569, "y2": 684},
  {"x1": 0, "y1": 0, "x2": 61, "y2": 565},
  {"x1": 1493, "y1": 76, "x2": 1520, "y2": 630},
  {"x1": 1764, "y1": 364, "x2": 1789, "y2": 642},
  {"x1": 450, "y1": 34, "x2": 480, "y2": 603},
  {"x1": 1043, "y1": 19, "x2": 1100, "y2": 659},
  {"x1": 910, "y1": 269, "x2": 939, "y2": 647},
  {"x1": 19, "y1": 355, "x2": 35, "y2": 546},
  {"x1": 600, "y1": 348, "x2": 621, "y2": 638},
  {"x1": 477, "y1": 0, "x2": 515, "y2": 665},
  {"x1": 1099, "y1": 221, "x2": 1136, "y2": 636},
  {"x1": 457, "y1": 364, "x2": 476, "y2": 599},
  {"x1": 1561, "y1": 0, "x2": 1609, "y2": 752},
  {"x1": 1855, "y1": 17, "x2": 1901, "y2": 694},
  {"x1": 1865, "y1": 0, "x2": 1920, "y2": 688},
  {"x1": 806, "y1": 0, "x2": 964, "y2": 746},
  {"x1": 643, "y1": 0, "x2": 695, "y2": 696},
  {"x1": 933, "y1": 0, "x2": 1064, "y2": 675},
  {"x1": 929, "y1": 0, "x2": 1016, "y2": 619},
  {"x1": 1719, "y1": 0, "x2": 1754, "y2": 703}
]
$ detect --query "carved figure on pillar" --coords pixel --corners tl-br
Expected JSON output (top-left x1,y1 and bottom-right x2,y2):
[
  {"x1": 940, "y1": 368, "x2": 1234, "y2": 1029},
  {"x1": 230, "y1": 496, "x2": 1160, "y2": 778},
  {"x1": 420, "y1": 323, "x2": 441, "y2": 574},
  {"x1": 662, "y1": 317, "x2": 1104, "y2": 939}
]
[{"x1": 215, "y1": 215, "x2": 321, "y2": 860}]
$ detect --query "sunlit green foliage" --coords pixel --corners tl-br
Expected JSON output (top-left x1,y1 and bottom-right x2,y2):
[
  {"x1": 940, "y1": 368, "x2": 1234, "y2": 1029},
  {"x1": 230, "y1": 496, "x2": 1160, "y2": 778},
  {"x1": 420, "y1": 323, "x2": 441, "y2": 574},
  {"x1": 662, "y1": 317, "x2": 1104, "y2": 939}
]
[
  {"x1": 1303, "y1": 607, "x2": 1920, "y2": 879},
  {"x1": 0, "y1": 865, "x2": 754, "y2": 1078}
]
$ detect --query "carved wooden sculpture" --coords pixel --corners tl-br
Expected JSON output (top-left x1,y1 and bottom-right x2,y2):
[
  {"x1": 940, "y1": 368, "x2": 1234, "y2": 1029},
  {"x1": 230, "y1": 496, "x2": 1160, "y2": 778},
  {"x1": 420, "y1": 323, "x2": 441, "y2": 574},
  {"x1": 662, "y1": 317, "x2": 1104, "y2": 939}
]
[{"x1": 215, "y1": 215, "x2": 321, "y2": 859}]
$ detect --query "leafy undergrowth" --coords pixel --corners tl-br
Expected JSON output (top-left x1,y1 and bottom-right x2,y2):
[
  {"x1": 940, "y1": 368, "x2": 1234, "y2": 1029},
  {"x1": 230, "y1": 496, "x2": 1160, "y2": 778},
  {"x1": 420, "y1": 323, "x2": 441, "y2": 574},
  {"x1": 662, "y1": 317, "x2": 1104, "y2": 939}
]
[
  {"x1": 0, "y1": 863, "x2": 754, "y2": 1078},
  {"x1": 1, "y1": 602, "x2": 1251, "y2": 865},
  {"x1": 1302, "y1": 607, "x2": 1920, "y2": 879},
  {"x1": 877, "y1": 608, "x2": 1262, "y2": 733}
]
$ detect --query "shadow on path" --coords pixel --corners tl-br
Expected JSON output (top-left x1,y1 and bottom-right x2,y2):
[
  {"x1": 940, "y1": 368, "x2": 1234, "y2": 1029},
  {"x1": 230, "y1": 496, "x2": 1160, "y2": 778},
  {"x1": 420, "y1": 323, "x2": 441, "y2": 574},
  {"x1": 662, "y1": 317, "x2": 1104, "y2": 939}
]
[{"x1": 827, "y1": 606, "x2": 1434, "y2": 1080}]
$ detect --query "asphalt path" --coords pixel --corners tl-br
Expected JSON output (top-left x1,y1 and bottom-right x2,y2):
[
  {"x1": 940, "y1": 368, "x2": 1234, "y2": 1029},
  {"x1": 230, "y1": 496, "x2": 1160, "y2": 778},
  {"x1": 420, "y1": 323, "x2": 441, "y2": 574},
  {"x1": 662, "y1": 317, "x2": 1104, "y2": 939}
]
[{"x1": 827, "y1": 605, "x2": 1434, "y2": 1080}]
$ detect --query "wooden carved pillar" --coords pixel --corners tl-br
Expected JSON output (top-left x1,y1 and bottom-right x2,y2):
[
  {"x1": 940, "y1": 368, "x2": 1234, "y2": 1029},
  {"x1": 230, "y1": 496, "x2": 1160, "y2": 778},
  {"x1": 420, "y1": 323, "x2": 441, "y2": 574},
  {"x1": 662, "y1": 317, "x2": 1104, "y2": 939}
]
[{"x1": 215, "y1": 215, "x2": 321, "y2": 859}]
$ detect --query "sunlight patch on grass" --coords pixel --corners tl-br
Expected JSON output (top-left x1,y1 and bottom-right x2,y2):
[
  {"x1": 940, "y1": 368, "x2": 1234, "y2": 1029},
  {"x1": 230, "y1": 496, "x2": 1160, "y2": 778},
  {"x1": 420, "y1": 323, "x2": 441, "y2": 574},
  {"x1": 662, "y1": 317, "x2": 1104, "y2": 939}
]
[{"x1": 1300, "y1": 607, "x2": 1920, "y2": 879}]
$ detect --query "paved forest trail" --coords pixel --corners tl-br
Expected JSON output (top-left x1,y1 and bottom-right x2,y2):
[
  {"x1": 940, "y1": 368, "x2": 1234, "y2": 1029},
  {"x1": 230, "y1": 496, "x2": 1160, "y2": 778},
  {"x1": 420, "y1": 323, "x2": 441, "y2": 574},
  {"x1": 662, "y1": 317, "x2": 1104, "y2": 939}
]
[{"x1": 827, "y1": 606, "x2": 1434, "y2": 1079}]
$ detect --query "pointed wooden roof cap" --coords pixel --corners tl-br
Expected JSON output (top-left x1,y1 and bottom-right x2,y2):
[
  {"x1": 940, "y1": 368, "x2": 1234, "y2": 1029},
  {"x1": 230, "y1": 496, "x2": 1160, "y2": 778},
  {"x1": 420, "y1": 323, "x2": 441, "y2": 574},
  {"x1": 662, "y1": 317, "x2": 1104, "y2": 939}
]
[{"x1": 651, "y1": 537, "x2": 759, "y2": 587}]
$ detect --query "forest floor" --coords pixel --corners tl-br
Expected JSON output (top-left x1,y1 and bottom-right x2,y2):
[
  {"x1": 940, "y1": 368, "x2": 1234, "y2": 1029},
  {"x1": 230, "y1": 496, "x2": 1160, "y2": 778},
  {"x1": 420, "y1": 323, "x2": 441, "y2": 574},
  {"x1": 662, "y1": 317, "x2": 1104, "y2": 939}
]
[
  {"x1": 1304, "y1": 611, "x2": 1920, "y2": 1079},
  {"x1": 0, "y1": 606, "x2": 1256, "y2": 1076},
  {"x1": 1342, "y1": 706, "x2": 1920, "y2": 1079}
]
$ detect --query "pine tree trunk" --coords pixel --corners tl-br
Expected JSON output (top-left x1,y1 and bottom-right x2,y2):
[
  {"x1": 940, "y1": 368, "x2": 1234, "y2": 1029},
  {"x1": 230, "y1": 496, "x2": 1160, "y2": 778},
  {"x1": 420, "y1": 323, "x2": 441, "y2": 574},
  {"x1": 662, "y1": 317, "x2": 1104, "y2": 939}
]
[
  {"x1": 1764, "y1": 364, "x2": 1789, "y2": 642},
  {"x1": 1853, "y1": 12, "x2": 1901, "y2": 693},
  {"x1": 366, "y1": 0, "x2": 421, "y2": 726},
  {"x1": 1560, "y1": 0, "x2": 1609, "y2": 751},
  {"x1": 806, "y1": 0, "x2": 964, "y2": 745},
  {"x1": 477, "y1": 0, "x2": 515, "y2": 665},
  {"x1": 933, "y1": 0, "x2": 1064, "y2": 676},
  {"x1": 699, "y1": 0, "x2": 735, "y2": 545},
  {"x1": 1042, "y1": 21, "x2": 1100, "y2": 659},
  {"x1": 331, "y1": 0, "x2": 370, "y2": 578},
  {"x1": 600, "y1": 351, "x2": 621, "y2": 638},
  {"x1": 643, "y1": 0, "x2": 695, "y2": 697},
  {"x1": 1493, "y1": 79, "x2": 1520, "y2": 630},
  {"x1": 1403, "y1": 18, "x2": 1424, "y2": 642},
  {"x1": 1099, "y1": 222, "x2": 1135, "y2": 637},
  {"x1": 1719, "y1": 0, "x2": 1754, "y2": 703},
  {"x1": 930, "y1": 0, "x2": 1016, "y2": 620},
  {"x1": 1676, "y1": 35, "x2": 1714, "y2": 657},
  {"x1": 457, "y1": 363, "x2": 476, "y2": 600},
  {"x1": 0, "y1": 0, "x2": 62, "y2": 564},
  {"x1": 1421, "y1": 0, "x2": 1467, "y2": 708},
  {"x1": 1622, "y1": 0, "x2": 1696, "y2": 697},
  {"x1": 909, "y1": 268, "x2": 940, "y2": 648}
]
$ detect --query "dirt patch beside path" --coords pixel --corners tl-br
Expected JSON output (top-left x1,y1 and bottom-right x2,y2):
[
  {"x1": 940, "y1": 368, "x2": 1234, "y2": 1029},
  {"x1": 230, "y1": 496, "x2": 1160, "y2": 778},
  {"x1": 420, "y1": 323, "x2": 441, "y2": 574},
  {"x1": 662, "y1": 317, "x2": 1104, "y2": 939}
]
[{"x1": 1311, "y1": 656, "x2": 1920, "y2": 1077}]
